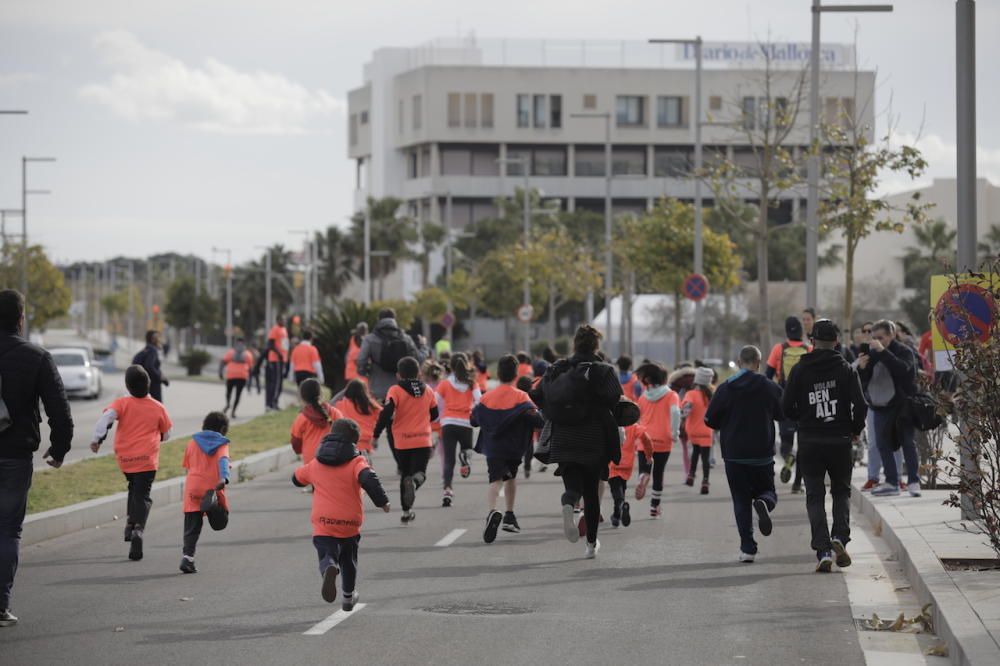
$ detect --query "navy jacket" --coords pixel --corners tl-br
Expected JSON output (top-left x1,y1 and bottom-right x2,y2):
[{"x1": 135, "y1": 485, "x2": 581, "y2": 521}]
[
  {"x1": 472, "y1": 386, "x2": 544, "y2": 460},
  {"x1": 704, "y1": 369, "x2": 783, "y2": 461}
]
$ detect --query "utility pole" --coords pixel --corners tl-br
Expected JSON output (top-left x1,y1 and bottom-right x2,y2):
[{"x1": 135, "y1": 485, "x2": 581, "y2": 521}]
[
  {"x1": 212, "y1": 247, "x2": 234, "y2": 348},
  {"x1": 127, "y1": 261, "x2": 135, "y2": 354},
  {"x1": 20, "y1": 156, "x2": 56, "y2": 337},
  {"x1": 363, "y1": 208, "x2": 372, "y2": 305}
]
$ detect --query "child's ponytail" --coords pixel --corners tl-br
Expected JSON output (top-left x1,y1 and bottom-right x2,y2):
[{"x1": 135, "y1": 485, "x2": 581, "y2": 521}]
[
  {"x1": 299, "y1": 378, "x2": 332, "y2": 423},
  {"x1": 450, "y1": 352, "x2": 473, "y2": 386}
]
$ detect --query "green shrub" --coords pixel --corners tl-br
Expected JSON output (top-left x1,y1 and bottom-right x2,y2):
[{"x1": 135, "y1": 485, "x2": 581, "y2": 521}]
[{"x1": 179, "y1": 348, "x2": 212, "y2": 376}]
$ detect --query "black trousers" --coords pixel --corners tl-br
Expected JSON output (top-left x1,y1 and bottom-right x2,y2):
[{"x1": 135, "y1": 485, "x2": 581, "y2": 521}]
[
  {"x1": 225, "y1": 379, "x2": 246, "y2": 412},
  {"x1": 265, "y1": 361, "x2": 283, "y2": 409},
  {"x1": 439, "y1": 424, "x2": 473, "y2": 488},
  {"x1": 608, "y1": 476, "x2": 627, "y2": 514},
  {"x1": 798, "y1": 440, "x2": 853, "y2": 553},
  {"x1": 182, "y1": 509, "x2": 230, "y2": 557},
  {"x1": 637, "y1": 451, "x2": 671, "y2": 506},
  {"x1": 314, "y1": 535, "x2": 361, "y2": 594},
  {"x1": 125, "y1": 470, "x2": 156, "y2": 528},
  {"x1": 724, "y1": 461, "x2": 777, "y2": 555},
  {"x1": 689, "y1": 444, "x2": 711, "y2": 481},
  {"x1": 397, "y1": 447, "x2": 431, "y2": 510},
  {"x1": 560, "y1": 462, "x2": 602, "y2": 544},
  {"x1": 779, "y1": 419, "x2": 803, "y2": 487}
]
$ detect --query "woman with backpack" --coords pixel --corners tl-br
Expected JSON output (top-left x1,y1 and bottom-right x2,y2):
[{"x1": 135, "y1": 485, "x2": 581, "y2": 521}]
[{"x1": 530, "y1": 325, "x2": 623, "y2": 559}]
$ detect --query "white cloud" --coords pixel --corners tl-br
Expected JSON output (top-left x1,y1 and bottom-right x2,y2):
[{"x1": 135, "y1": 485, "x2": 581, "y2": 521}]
[
  {"x1": 79, "y1": 31, "x2": 344, "y2": 134},
  {"x1": 879, "y1": 131, "x2": 1000, "y2": 195}
]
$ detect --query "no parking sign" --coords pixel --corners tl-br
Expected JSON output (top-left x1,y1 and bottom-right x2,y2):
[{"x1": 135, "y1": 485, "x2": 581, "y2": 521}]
[{"x1": 930, "y1": 274, "x2": 998, "y2": 371}]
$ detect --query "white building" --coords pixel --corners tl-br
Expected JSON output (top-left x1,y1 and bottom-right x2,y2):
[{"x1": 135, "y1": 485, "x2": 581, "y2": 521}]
[{"x1": 346, "y1": 37, "x2": 875, "y2": 302}]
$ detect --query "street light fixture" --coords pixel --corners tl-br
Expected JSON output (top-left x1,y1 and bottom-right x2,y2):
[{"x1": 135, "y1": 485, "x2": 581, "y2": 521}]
[
  {"x1": 212, "y1": 247, "x2": 234, "y2": 348},
  {"x1": 21, "y1": 155, "x2": 56, "y2": 337}
]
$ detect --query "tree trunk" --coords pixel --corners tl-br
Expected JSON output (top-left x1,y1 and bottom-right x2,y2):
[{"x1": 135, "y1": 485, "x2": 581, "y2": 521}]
[
  {"x1": 674, "y1": 291, "x2": 683, "y2": 366},
  {"x1": 547, "y1": 287, "x2": 557, "y2": 345},
  {"x1": 756, "y1": 188, "x2": 772, "y2": 350},
  {"x1": 844, "y1": 233, "x2": 857, "y2": 330}
]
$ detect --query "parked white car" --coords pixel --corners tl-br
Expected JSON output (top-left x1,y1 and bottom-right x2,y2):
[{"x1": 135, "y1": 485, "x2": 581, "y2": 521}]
[{"x1": 49, "y1": 347, "x2": 102, "y2": 399}]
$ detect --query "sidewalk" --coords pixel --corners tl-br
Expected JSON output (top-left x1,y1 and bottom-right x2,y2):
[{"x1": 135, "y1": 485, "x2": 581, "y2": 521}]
[{"x1": 851, "y1": 467, "x2": 1000, "y2": 665}]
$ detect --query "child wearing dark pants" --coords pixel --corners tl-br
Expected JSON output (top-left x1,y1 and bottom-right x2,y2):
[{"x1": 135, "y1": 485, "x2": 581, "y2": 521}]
[
  {"x1": 608, "y1": 424, "x2": 652, "y2": 527},
  {"x1": 634, "y1": 363, "x2": 681, "y2": 517},
  {"x1": 293, "y1": 420, "x2": 389, "y2": 610},
  {"x1": 179, "y1": 411, "x2": 232, "y2": 573}
]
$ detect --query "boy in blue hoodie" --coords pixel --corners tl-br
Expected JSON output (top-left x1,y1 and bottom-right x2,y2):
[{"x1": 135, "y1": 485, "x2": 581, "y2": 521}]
[
  {"x1": 473, "y1": 355, "x2": 545, "y2": 543},
  {"x1": 179, "y1": 411, "x2": 231, "y2": 574},
  {"x1": 705, "y1": 346, "x2": 784, "y2": 564}
]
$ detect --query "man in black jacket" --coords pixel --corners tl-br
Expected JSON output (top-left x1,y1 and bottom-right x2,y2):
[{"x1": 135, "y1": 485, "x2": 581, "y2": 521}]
[
  {"x1": 783, "y1": 319, "x2": 867, "y2": 573},
  {"x1": 0, "y1": 290, "x2": 73, "y2": 627},
  {"x1": 705, "y1": 345, "x2": 784, "y2": 564},
  {"x1": 132, "y1": 330, "x2": 168, "y2": 403}
]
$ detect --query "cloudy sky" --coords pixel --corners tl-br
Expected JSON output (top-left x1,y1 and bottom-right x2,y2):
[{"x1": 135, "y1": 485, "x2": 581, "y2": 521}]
[{"x1": 1, "y1": 0, "x2": 997, "y2": 265}]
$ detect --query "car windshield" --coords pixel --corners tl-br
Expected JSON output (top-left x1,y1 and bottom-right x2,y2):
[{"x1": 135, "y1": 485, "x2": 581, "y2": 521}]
[{"x1": 52, "y1": 353, "x2": 86, "y2": 367}]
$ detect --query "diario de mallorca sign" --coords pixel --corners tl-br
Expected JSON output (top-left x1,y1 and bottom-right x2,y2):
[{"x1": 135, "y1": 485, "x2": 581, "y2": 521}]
[{"x1": 677, "y1": 42, "x2": 855, "y2": 69}]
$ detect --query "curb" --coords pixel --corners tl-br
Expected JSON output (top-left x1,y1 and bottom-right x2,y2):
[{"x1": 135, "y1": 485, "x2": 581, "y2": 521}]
[
  {"x1": 23, "y1": 446, "x2": 300, "y2": 547},
  {"x1": 852, "y1": 487, "x2": 1000, "y2": 666}
]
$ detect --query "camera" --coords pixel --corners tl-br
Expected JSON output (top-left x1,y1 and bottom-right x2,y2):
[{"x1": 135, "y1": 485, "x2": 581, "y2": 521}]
[{"x1": 859, "y1": 343, "x2": 870, "y2": 355}]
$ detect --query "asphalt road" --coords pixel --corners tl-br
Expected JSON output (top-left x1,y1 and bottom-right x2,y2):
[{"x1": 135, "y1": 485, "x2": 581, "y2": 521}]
[{"x1": 3, "y1": 443, "x2": 948, "y2": 666}]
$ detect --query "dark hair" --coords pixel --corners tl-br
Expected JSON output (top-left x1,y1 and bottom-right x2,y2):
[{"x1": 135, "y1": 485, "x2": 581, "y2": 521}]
[
  {"x1": 895, "y1": 321, "x2": 912, "y2": 337},
  {"x1": 450, "y1": 352, "x2": 473, "y2": 385},
  {"x1": 0, "y1": 289, "x2": 24, "y2": 334},
  {"x1": 636, "y1": 362, "x2": 666, "y2": 386},
  {"x1": 377, "y1": 307, "x2": 396, "y2": 320},
  {"x1": 616, "y1": 355, "x2": 633, "y2": 372},
  {"x1": 497, "y1": 354, "x2": 518, "y2": 383},
  {"x1": 202, "y1": 411, "x2": 230, "y2": 435},
  {"x1": 331, "y1": 418, "x2": 361, "y2": 445},
  {"x1": 299, "y1": 378, "x2": 331, "y2": 423},
  {"x1": 439, "y1": 350, "x2": 452, "y2": 365},
  {"x1": 802, "y1": 307, "x2": 817, "y2": 317},
  {"x1": 398, "y1": 356, "x2": 420, "y2": 379},
  {"x1": 515, "y1": 376, "x2": 533, "y2": 393},
  {"x1": 515, "y1": 351, "x2": 531, "y2": 365},
  {"x1": 542, "y1": 347, "x2": 557, "y2": 364},
  {"x1": 697, "y1": 384, "x2": 715, "y2": 402},
  {"x1": 145, "y1": 330, "x2": 158, "y2": 344},
  {"x1": 573, "y1": 324, "x2": 602, "y2": 356},
  {"x1": 302, "y1": 329, "x2": 313, "y2": 341},
  {"x1": 125, "y1": 365, "x2": 151, "y2": 398},
  {"x1": 344, "y1": 379, "x2": 378, "y2": 416}
]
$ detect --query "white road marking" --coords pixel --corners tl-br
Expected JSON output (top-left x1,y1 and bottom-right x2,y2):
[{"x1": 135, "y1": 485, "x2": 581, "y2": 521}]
[
  {"x1": 435, "y1": 528, "x2": 467, "y2": 547},
  {"x1": 303, "y1": 603, "x2": 367, "y2": 635}
]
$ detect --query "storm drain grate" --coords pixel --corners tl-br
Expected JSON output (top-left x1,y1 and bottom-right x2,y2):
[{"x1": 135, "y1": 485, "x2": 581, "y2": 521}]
[{"x1": 420, "y1": 602, "x2": 534, "y2": 616}]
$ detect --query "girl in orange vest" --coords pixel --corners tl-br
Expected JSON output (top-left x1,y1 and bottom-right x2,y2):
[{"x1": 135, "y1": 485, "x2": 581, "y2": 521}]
[
  {"x1": 608, "y1": 423, "x2": 653, "y2": 527},
  {"x1": 633, "y1": 363, "x2": 681, "y2": 518},
  {"x1": 682, "y1": 367, "x2": 716, "y2": 494},
  {"x1": 291, "y1": 379, "x2": 343, "y2": 468},
  {"x1": 334, "y1": 379, "x2": 382, "y2": 466},
  {"x1": 515, "y1": 351, "x2": 534, "y2": 379},
  {"x1": 472, "y1": 349, "x2": 490, "y2": 393},
  {"x1": 179, "y1": 411, "x2": 231, "y2": 574},
  {"x1": 435, "y1": 353, "x2": 481, "y2": 507},
  {"x1": 344, "y1": 323, "x2": 367, "y2": 384},
  {"x1": 219, "y1": 337, "x2": 254, "y2": 419}
]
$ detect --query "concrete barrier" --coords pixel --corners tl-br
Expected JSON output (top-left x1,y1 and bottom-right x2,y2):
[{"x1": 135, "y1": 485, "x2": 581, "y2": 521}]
[{"x1": 23, "y1": 445, "x2": 299, "y2": 547}]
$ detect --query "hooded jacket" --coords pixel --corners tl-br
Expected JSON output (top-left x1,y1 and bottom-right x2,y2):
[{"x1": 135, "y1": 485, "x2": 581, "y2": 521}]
[
  {"x1": 704, "y1": 369, "x2": 783, "y2": 462},
  {"x1": 355, "y1": 318, "x2": 428, "y2": 400},
  {"x1": 782, "y1": 349, "x2": 867, "y2": 444},
  {"x1": 373, "y1": 378, "x2": 440, "y2": 449},
  {"x1": 472, "y1": 384, "x2": 544, "y2": 460},
  {"x1": 304, "y1": 435, "x2": 387, "y2": 506},
  {"x1": 192, "y1": 429, "x2": 231, "y2": 482}
]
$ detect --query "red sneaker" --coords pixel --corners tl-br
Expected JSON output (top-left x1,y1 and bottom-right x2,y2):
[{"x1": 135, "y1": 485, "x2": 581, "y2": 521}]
[
  {"x1": 861, "y1": 479, "x2": 877, "y2": 491},
  {"x1": 578, "y1": 514, "x2": 586, "y2": 537}
]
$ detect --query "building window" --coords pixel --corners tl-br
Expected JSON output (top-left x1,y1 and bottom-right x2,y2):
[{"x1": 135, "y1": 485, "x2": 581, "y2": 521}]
[
  {"x1": 349, "y1": 114, "x2": 358, "y2": 146},
  {"x1": 464, "y1": 93, "x2": 477, "y2": 128},
  {"x1": 517, "y1": 94, "x2": 530, "y2": 128},
  {"x1": 439, "y1": 145, "x2": 500, "y2": 176},
  {"x1": 612, "y1": 146, "x2": 646, "y2": 176},
  {"x1": 575, "y1": 145, "x2": 606, "y2": 177},
  {"x1": 408, "y1": 151, "x2": 418, "y2": 179},
  {"x1": 709, "y1": 95, "x2": 722, "y2": 111},
  {"x1": 657, "y1": 96, "x2": 686, "y2": 128},
  {"x1": 413, "y1": 94, "x2": 422, "y2": 130},
  {"x1": 533, "y1": 95, "x2": 547, "y2": 128},
  {"x1": 481, "y1": 93, "x2": 494, "y2": 128},
  {"x1": 616, "y1": 96, "x2": 645, "y2": 127},
  {"x1": 550, "y1": 95, "x2": 562, "y2": 128},
  {"x1": 506, "y1": 147, "x2": 529, "y2": 175},
  {"x1": 741, "y1": 96, "x2": 756, "y2": 131},
  {"x1": 447, "y1": 93, "x2": 461, "y2": 128},
  {"x1": 583, "y1": 94, "x2": 597, "y2": 110},
  {"x1": 532, "y1": 146, "x2": 567, "y2": 176},
  {"x1": 654, "y1": 146, "x2": 692, "y2": 177},
  {"x1": 420, "y1": 147, "x2": 430, "y2": 176}
]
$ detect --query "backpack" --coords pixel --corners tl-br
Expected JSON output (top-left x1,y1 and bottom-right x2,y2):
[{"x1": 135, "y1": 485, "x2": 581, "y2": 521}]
[
  {"x1": 779, "y1": 343, "x2": 808, "y2": 385},
  {"x1": 540, "y1": 362, "x2": 593, "y2": 425},
  {"x1": 376, "y1": 331, "x2": 410, "y2": 373},
  {"x1": 907, "y1": 392, "x2": 943, "y2": 432}
]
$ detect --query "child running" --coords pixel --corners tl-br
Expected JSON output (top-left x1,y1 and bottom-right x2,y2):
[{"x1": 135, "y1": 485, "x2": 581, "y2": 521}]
[
  {"x1": 515, "y1": 352, "x2": 534, "y2": 379},
  {"x1": 290, "y1": 378, "x2": 343, "y2": 466},
  {"x1": 633, "y1": 362, "x2": 680, "y2": 518},
  {"x1": 90, "y1": 365, "x2": 173, "y2": 561},
  {"x1": 608, "y1": 418, "x2": 653, "y2": 528},
  {"x1": 617, "y1": 356, "x2": 643, "y2": 400},
  {"x1": 473, "y1": 355, "x2": 544, "y2": 543},
  {"x1": 179, "y1": 411, "x2": 231, "y2": 574},
  {"x1": 682, "y1": 367, "x2": 716, "y2": 494},
  {"x1": 435, "y1": 352, "x2": 481, "y2": 507},
  {"x1": 292, "y1": 419, "x2": 390, "y2": 610},
  {"x1": 373, "y1": 357, "x2": 439, "y2": 523},
  {"x1": 472, "y1": 349, "x2": 490, "y2": 393},
  {"x1": 334, "y1": 379, "x2": 382, "y2": 466}
]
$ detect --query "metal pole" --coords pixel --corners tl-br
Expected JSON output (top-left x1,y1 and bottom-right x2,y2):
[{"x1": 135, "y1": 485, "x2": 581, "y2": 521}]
[
  {"x1": 445, "y1": 192, "x2": 454, "y2": 343},
  {"x1": 522, "y1": 167, "x2": 531, "y2": 353},
  {"x1": 693, "y1": 37, "x2": 705, "y2": 360},
  {"x1": 127, "y1": 261, "x2": 135, "y2": 355},
  {"x1": 265, "y1": 249, "x2": 273, "y2": 328},
  {"x1": 146, "y1": 260, "x2": 154, "y2": 331},
  {"x1": 20, "y1": 158, "x2": 27, "y2": 335},
  {"x1": 363, "y1": 208, "x2": 372, "y2": 305},
  {"x1": 806, "y1": 0, "x2": 821, "y2": 311},
  {"x1": 604, "y1": 113, "x2": 614, "y2": 355},
  {"x1": 226, "y1": 265, "x2": 233, "y2": 349}
]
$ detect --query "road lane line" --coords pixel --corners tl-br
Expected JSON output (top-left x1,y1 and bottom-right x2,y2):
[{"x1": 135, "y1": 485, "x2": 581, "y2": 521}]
[
  {"x1": 303, "y1": 604, "x2": 367, "y2": 635},
  {"x1": 435, "y1": 528, "x2": 466, "y2": 547}
]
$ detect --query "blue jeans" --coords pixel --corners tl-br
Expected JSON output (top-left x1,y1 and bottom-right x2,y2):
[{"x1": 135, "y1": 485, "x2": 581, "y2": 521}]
[
  {"x1": 866, "y1": 410, "x2": 902, "y2": 482},
  {"x1": 872, "y1": 406, "x2": 919, "y2": 486},
  {"x1": 0, "y1": 458, "x2": 32, "y2": 610},
  {"x1": 724, "y1": 461, "x2": 777, "y2": 555}
]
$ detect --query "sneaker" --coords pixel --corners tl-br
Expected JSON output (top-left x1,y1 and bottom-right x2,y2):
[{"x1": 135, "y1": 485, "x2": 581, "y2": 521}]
[
  {"x1": 620, "y1": 502, "x2": 631, "y2": 527},
  {"x1": 400, "y1": 510, "x2": 416, "y2": 524},
  {"x1": 124, "y1": 523, "x2": 133, "y2": 543},
  {"x1": 753, "y1": 498, "x2": 773, "y2": 537},
  {"x1": 483, "y1": 510, "x2": 503, "y2": 543},
  {"x1": 401, "y1": 475, "x2": 416, "y2": 510},
  {"x1": 562, "y1": 503, "x2": 579, "y2": 543},
  {"x1": 831, "y1": 538, "x2": 852, "y2": 568},
  {"x1": 635, "y1": 473, "x2": 650, "y2": 500},
  {"x1": 815, "y1": 551, "x2": 834, "y2": 573},
  {"x1": 610, "y1": 513, "x2": 620, "y2": 528},
  {"x1": 738, "y1": 551, "x2": 756, "y2": 564},
  {"x1": 538, "y1": 464, "x2": 548, "y2": 473},
  {"x1": 871, "y1": 482, "x2": 901, "y2": 497},
  {"x1": 0, "y1": 609, "x2": 18, "y2": 627},
  {"x1": 900, "y1": 481, "x2": 907, "y2": 491},
  {"x1": 501, "y1": 512, "x2": 521, "y2": 534},
  {"x1": 907, "y1": 482, "x2": 922, "y2": 498},
  {"x1": 861, "y1": 479, "x2": 878, "y2": 491},
  {"x1": 342, "y1": 590, "x2": 360, "y2": 612},
  {"x1": 321, "y1": 565, "x2": 339, "y2": 603},
  {"x1": 524, "y1": 461, "x2": 531, "y2": 479},
  {"x1": 700, "y1": 480, "x2": 710, "y2": 495},
  {"x1": 442, "y1": 488, "x2": 453, "y2": 508},
  {"x1": 128, "y1": 529, "x2": 144, "y2": 561},
  {"x1": 458, "y1": 450, "x2": 471, "y2": 478},
  {"x1": 179, "y1": 556, "x2": 197, "y2": 574},
  {"x1": 685, "y1": 475, "x2": 695, "y2": 487},
  {"x1": 584, "y1": 539, "x2": 601, "y2": 559},
  {"x1": 650, "y1": 505, "x2": 662, "y2": 519},
  {"x1": 780, "y1": 455, "x2": 794, "y2": 484},
  {"x1": 199, "y1": 489, "x2": 218, "y2": 513},
  {"x1": 790, "y1": 482, "x2": 803, "y2": 495}
]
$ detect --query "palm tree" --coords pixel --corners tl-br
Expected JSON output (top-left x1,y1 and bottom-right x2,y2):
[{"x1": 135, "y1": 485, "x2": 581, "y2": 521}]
[
  {"x1": 314, "y1": 226, "x2": 355, "y2": 305},
  {"x1": 900, "y1": 219, "x2": 956, "y2": 330},
  {"x1": 344, "y1": 197, "x2": 419, "y2": 301}
]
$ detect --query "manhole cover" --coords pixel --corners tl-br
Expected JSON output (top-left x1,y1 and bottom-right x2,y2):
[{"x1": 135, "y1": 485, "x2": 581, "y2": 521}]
[{"x1": 420, "y1": 602, "x2": 533, "y2": 616}]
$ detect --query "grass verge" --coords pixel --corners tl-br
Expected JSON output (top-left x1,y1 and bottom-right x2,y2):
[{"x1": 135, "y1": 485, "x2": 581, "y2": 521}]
[{"x1": 27, "y1": 407, "x2": 298, "y2": 515}]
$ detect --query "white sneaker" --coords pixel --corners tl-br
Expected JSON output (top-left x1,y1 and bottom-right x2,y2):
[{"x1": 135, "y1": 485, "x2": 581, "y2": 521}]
[
  {"x1": 870, "y1": 482, "x2": 900, "y2": 497},
  {"x1": 585, "y1": 539, "x2": 601, "y2": 559},
  {"x1": 738, "y1": 551, "x2": 755, "y2": 563},
  {"x1": 907, "y1": 482, "x2": 922, "y2": 497},
  {"x1": 562, "y1": 504, "x2": 579, "y2": 543},
  {"x1": 0, "y1": 609, "x2": 17, "y2": 627}
]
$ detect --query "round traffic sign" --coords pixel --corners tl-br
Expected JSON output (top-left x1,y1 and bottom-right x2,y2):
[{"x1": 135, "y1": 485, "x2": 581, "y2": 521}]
[
  {"x1": 516, "y1": 304, "x2": 534, "y2": 323},
  {"x1": 683, "y1": 273, "x2": 710, "y2": 302},
  {"x1": 440, "y1": 311, "x2": 456, "y2": 329},
  {"x1": 934, "y1": 283, "x2": 996, "y2": 345}
]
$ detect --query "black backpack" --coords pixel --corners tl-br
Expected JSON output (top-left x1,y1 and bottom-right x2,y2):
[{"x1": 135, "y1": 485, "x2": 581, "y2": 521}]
[
  {"x1": 540, "y1": 362, "x2": 592, "y2": 425},
  {"x1": 907, "y1": 392, "x2": 943, "y2": 432},
  {"x1": 376, "y1": 331, "x2": 410, "y2": 373}
]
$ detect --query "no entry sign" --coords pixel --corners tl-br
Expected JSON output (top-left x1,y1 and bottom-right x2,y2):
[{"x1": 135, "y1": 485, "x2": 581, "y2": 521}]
[{"x1": 683, "y1": 273, "x2": 710, "y2": 302}]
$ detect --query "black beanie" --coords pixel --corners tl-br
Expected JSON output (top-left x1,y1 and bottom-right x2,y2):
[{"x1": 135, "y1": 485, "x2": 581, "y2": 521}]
[
  {"x1": 330, "y1": 418, "x2": 361, "y2": 445},
  {"x1": 125, "y1": 365, "x2": 150, "y2": 398},
  {"x1": 785, "y1": 316, "x2": 804, "y2": 342}
]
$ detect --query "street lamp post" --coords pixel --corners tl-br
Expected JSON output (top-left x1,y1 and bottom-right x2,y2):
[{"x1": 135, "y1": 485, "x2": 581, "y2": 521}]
[
  {"x1": 213, "y1": 247, "x2": 234, "y2": 348},
  {"x1": 21, "y1": 156, "x2": 56, "y2": 337},
  {"x1": 497, "y1": 156, "x2": 532, "y2": 353},
  {"x1": 805, "y1": 2, "x2": 893, "y2": 311},
  {"x1": 254, "y1": 245, "x2": 273, "y2": 329}
]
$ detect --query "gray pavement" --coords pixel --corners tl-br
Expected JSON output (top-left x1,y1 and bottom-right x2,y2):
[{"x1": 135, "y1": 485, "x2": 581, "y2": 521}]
[{"x1": 2, "y1": 448, "x2": 927, "y2": 666}]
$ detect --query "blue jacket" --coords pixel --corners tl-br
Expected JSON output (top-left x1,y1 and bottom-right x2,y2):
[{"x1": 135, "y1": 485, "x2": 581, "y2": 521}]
[
  {"x1": 192, "y1": 430, "x2": 231, "y2": 482},
  {"x1": 472, "y1": 388, "x2": 544, "y2": 460},
  {"x1": 704, "y1": 370, "x2": 784, "y2": 462}
]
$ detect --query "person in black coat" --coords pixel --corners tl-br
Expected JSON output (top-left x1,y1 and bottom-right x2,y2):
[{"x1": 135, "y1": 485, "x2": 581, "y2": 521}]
[{"x1": 132, "y1": 330, "x2": 168, "y2": 403}]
